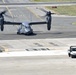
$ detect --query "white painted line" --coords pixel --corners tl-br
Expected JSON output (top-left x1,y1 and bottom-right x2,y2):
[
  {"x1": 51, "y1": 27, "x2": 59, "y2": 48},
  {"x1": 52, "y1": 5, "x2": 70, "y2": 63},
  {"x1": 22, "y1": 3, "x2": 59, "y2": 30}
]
[
  {"x1": 52, "y1": 15, "x2": 76, "y2": 17},
  {"x1": 0, "y1": 3, "x2": 76, "y2": 7},
  {"x1": 0, "y1": 50, "x2": 68, "y2": 57}
]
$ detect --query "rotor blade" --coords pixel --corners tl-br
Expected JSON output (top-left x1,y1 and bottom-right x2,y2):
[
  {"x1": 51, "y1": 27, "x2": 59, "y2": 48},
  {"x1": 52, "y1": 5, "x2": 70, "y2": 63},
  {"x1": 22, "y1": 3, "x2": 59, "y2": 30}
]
[
  {"x1": 51, "y1": 13, "x2": 56, "y2": 14},
  {"x1": 36, "y1": 8, "x2": 56, "y2": 15},
  {"x1": 36, "y1": 7, "x2": 47, "y2": 13},
  {"x1": 4, "y1": 14, "x2": 13, "y2": 18},
  {"x1": 38, "y1": 15, "x2": 46, "y2": 18},
  {"x1": 0, "y1": 10, "x2": 7, "y2": 15}
]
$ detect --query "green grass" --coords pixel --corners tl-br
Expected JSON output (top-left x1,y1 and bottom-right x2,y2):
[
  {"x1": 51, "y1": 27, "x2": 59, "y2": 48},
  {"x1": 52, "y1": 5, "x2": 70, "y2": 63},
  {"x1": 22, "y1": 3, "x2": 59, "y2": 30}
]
[
  {"x1": 31, "y1": 0, "x2": 76, "y2": 16},
  {"x1": 46, "y1": 5, "x2": 76, "y2": 16},
  {"x1": 32, "y1": 0, "x2": 76, "y2": 2}
]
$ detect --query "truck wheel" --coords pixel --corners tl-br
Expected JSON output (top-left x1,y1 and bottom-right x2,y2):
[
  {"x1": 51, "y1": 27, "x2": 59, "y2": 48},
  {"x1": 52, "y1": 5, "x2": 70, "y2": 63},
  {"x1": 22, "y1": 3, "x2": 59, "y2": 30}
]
[
  {"x1": 68, "y1": 53, "x2": 70, "y2": 57},
  {"x1": 71, "y1": 55, "x2": 74, "y2": 58}
]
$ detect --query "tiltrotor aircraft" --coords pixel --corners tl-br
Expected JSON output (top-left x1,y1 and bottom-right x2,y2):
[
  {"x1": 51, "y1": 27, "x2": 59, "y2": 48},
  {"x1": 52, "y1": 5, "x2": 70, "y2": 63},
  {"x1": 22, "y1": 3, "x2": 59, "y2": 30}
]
[{"x1": 0, "y1": 10, "x2": 52, "y2": 35}]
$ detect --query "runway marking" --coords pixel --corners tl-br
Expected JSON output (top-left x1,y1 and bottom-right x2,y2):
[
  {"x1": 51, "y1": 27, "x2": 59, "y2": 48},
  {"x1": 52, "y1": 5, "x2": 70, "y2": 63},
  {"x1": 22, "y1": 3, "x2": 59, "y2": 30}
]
[
  {"x1": 2, "y1": 0, "x2": 13, "y2": 17},
  {"x1": 2, "y1": 0, "x2": 18, "y2": 51},
  {"x1": 34, "y1": 43, "x2": 43, "y2": 47},
  {"x1": 0, "y1": 50, "x2": 67, "y2": 57},
  {"x1": 2, "y1": 0, "x2": 19, "y2": 29},
  {"x1": 0, "y1": 45, "x2": 8, "y2": 52},
  {"x1": 49, "y1": 42, "x2": 59, "y2": 46},
  {"x1": 26, "y1": 47, "x2": 50, "y2": 51},
  {"x1": 26, "y1": 7, "x2": 44, "y2": 21},
  {"x1": 13, "y1": 15, "x2": 25, "y2": 17},
  {"x1": 1, "y1": 0, "x2": 9, "y2": 52}
]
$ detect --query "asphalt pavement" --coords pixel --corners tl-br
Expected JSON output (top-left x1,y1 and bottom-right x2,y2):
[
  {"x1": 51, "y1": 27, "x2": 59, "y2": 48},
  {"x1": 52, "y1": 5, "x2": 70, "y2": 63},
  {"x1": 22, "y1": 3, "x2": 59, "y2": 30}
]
[
  {"x1": 0, "y1": 0, "x2": 76, "y2": 56},
  {"x1": 0, "y1": 7, "x2": 76, "y2": 40},
  {"x1": 0, "y1": 56, "x2": 76, "y2": 75},
  {"x1": 0, "y1": 1, "x2": 76, "y2": 75},
  {"x1": 0, "y1": 0, "x2": 76, "y2": 40}
]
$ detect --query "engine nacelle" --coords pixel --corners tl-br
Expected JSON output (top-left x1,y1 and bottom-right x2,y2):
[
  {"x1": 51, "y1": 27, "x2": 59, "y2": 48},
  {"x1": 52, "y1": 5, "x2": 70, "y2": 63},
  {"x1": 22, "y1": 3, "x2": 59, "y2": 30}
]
[
  {"x1": 46, "y1": 11, "x2": 52, "y2": 30},
  {"x1": 0, "y1": 15, "x2": 4, "y2": 31}
]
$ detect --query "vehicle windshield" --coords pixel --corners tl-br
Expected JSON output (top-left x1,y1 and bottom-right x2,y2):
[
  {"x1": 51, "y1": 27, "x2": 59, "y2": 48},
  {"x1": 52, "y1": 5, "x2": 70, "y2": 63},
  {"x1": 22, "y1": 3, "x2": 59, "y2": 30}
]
[{"x1": 72, "y1": 48, "x2": 76, "y2": 51}]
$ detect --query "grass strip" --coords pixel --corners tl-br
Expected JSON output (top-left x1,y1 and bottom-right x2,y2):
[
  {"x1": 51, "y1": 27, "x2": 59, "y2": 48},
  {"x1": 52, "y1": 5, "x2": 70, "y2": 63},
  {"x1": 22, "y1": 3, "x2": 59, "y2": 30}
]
[
  {"x1": 32, "y1": 0, "x2": 76, "y2": 2},
  {"x1": 46, "y1": 5, "x2": 76, "y2": 16}
]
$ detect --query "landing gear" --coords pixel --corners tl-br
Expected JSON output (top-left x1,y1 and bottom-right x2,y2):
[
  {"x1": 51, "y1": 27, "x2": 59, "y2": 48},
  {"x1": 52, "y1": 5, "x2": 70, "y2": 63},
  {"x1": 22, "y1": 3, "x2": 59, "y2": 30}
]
[
  {"x1": 17, "y1": 31, "x2": 34, "y2": 35},
  {"x1": 17, "y1": 27, "x2": 34, "y2": 35},
  {"x1": 17, "y1": 32, "x2": 21, "y2": 35}
]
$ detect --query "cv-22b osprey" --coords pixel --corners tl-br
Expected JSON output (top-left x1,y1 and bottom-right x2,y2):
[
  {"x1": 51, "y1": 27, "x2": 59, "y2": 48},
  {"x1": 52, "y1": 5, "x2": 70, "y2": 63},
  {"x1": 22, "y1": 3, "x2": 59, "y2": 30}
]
[{"x1": 0, "y1": 10, "x2": 52, "y2": 35}]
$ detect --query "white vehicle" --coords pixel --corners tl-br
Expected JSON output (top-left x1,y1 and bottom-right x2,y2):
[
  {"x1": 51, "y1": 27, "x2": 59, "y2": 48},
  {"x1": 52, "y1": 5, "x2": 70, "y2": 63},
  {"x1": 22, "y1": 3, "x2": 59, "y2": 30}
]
[{"x1": 68, "y1": 46, "x2": 76, "y2": 58}]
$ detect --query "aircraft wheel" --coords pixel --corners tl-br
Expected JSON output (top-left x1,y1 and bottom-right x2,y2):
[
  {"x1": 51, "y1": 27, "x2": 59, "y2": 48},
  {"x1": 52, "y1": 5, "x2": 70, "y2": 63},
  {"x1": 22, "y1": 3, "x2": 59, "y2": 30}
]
[{"x1": 17, "y1": 32, "x2": 21, "y2": 35}]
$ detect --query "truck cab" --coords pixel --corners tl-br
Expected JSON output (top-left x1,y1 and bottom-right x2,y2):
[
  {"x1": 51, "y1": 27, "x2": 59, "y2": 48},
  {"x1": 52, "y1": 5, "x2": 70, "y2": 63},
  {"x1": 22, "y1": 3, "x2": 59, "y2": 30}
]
[{"x1": 68, "y1": 46, "x2": 76, "y2": 58}]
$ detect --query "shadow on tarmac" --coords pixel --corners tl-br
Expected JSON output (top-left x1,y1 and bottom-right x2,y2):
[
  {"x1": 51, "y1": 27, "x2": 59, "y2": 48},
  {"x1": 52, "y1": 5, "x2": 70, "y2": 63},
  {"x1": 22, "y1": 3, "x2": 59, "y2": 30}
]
[{"x1": 0, "y1": 31, "x2": 64, "y2": 40}]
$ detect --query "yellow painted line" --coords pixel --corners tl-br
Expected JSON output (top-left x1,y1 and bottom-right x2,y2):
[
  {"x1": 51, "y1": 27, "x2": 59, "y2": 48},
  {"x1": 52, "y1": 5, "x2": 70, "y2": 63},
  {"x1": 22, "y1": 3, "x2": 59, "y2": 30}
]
[
  {"x1": 2, "y1": 0, "x2": 5, "y2": 3},
  {"x1": 2, "y1": 0, "x2": 17, "y2": 52},
  {"x1": 2, "y1": 0, "x2": 19, "y2": 28},
  {"x1": 1, "y1": 46, "x2": 8, "y2": 52},
  {"x1": 26, "y1": 7, "x2": 44, "y2": 21},
  {"x1": 1, "y1": 0, "x2": 10, "y2": 52},
  {"x1": 6, "y1": 7, "x2": 13, "y2": 18},
  {"x1": 2, "y1": 0, "x2": 13, "y2": 17}
]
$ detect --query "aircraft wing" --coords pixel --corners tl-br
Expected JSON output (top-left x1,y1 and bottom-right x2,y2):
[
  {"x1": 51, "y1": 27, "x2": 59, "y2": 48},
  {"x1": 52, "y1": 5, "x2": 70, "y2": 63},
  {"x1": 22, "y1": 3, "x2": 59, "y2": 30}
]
[
  {"x1": 4, "y1": 21, "x2": 47, "y2": 25},
  {"x1": 4, "y1": 21, "x2": 22, "y2": 25}
]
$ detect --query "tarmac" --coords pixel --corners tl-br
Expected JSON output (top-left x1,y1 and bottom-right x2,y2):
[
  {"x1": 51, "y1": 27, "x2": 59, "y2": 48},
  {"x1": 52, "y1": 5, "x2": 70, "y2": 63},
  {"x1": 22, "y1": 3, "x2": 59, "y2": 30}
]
[
  {"x1": 0, "y1": 38, "x2": 76, "y2": 57},
  {"x1": 0, "y1": 6, "x2": 76, "y2": 57}
]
